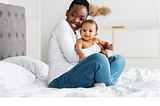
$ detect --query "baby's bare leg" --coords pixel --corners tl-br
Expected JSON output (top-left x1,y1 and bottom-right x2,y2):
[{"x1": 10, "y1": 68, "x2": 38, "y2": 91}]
[
  {"x1": 99, "y1": 45, "x2": 108, "y2": 58},
  {"x1": 100, "y1": 49, "x2": 108, "y2": 58},
  {"x1": 97, "y1": 43, "x2": 108, "y2": 58}
]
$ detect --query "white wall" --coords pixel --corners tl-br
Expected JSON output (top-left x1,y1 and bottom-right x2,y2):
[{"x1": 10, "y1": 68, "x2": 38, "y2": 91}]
[
  {"x1": 90, "y1": 0, "x2": 158, "y2": 28},
  {"x1": 0, "y1": 0, "x2": 8, "y2": 4},
  {"x1": 41, "y1": 0, "x2": 72, "y2": 64},
  {"x1": 41, "y1": 0, "x2": 159, "y2": 64}
]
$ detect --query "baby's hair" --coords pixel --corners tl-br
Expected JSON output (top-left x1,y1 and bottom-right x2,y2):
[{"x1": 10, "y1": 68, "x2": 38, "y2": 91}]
[
  {"x1": 81, "y1": 19, "x2": 98, "y2": 31},
  {"x1": 69, "y1": 0, "x2": 89, "y2": 16}
]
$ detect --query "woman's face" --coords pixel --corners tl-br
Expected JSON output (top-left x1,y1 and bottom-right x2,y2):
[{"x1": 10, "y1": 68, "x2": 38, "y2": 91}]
[{"x1": 66, "y1": 5, "x2": 88, "y2": 32}]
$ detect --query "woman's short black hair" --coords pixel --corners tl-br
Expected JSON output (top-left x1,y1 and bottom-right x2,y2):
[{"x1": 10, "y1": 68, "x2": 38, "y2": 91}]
[{"x1": 69, "y1": 0, "x2": 89, "y2": 15}]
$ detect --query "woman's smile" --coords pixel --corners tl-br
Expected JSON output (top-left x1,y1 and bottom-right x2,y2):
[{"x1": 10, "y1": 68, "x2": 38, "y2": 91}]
[{"x1": 71, "y1": 23, "x2": 78, "y2": 28}]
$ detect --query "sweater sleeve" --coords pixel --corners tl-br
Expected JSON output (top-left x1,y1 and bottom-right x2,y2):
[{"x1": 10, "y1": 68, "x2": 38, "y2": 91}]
[{"x1": 55, "y1": 20, "x2": 101, "y2": 62}]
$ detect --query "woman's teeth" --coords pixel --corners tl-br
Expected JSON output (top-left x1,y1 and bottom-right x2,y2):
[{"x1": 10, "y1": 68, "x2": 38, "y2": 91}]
[{"x1": 71, "y1": 23, "x2": 76, "y2": 27}]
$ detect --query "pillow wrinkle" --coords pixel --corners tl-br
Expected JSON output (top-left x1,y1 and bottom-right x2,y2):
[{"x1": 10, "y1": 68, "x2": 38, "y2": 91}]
[
  {"x1": 2, "y1": 56, "x2": 49, "y2": 78},
  {"x1": 0, "y1": 61, "x2": 35, "y2": 91}
]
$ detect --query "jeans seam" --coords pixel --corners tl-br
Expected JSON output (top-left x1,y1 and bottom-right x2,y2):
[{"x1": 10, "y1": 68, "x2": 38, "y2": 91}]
[
  {"x1": 96, "y1": 63, "x2": 114, "y2": 85},
  {"x1": 68, "y1": 61, "x2": 96, "y2": 87}
]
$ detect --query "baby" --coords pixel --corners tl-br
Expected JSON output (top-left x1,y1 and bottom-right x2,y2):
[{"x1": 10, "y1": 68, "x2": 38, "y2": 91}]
[{"x1": 76, "y1": 19, "x2": 114, "y2": 62}]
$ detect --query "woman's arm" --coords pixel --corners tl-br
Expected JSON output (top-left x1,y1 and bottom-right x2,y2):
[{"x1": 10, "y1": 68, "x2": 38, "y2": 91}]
[{"x1": 55, "y1": 21, "x2": 79, "y2": 62}]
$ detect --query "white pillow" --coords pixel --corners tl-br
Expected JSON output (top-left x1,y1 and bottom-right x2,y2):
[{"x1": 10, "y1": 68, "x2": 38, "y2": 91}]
[
  {"x1": 2, "y1": 56, "x2": 49, "y2": 78},
  {"x1": 0, "y1": 61, "x2": 35, "y2": 91}
]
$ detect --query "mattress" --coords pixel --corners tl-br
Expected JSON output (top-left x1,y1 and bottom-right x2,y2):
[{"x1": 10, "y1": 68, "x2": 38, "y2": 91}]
[{"x1": 1, "y1": 68, "x2": 159, "y2": 97}]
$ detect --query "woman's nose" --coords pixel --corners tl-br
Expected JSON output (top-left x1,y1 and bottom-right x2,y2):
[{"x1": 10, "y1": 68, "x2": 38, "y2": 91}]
[{"x1": 74, "y1": 17, "x2": 79, "y2": 23}]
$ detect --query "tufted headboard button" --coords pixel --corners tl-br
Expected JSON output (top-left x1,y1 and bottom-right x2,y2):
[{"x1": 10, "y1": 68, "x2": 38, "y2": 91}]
[
  {"x1": 16, "y1": 33, "x2": 18, "y2": 38},
  {"x1": 0, "y1": 11, "x2": 2, "y2": 17},
  {"x1": 22, "y1": 33, "x2": 24, "y2": 39},
  {"x1": 16, "y1": 53, "x2": 18, "y2": 56},
  {"x1": 21, "y1": 14, "x2": 24, "y2": 18},
  {"x1": 8, "y1": 33, "x2": 11, "y2": 38},
  {"x1": 1, "y1": 56, "x2": 3, "y2": 60},
  {"x1": 15, "y1": 13, "x2": 18, "y2": 18},
  {"x1": 8, "y1": 12, "x2": 11, "y2": 17},
  {"x1": 0, "y1": 33, "x2": 2, "y2": 38}
]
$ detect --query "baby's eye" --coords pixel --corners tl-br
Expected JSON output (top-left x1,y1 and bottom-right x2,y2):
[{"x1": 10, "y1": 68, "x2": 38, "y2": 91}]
[
  {"x1": 83, "y1": 29, "x2": 86, "y2": 32},
  {"x1": 89, "y1": 30, "x2": 92, "y2": 32}
]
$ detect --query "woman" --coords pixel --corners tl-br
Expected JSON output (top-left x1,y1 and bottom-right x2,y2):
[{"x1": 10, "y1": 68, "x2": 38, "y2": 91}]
[{"x1": 48, "y1": 0, "x2": 126, "y2": 88}]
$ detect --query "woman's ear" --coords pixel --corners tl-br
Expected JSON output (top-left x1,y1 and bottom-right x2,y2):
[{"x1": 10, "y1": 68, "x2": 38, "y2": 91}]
[{"x1": 66, "y1": 10, "x2": 69, "y2": 16}]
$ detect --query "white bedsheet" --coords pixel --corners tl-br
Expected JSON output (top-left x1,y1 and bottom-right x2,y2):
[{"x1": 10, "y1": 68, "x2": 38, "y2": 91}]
[{"x1": 0, "y1": 68, "x2": 159, "y2": 97}]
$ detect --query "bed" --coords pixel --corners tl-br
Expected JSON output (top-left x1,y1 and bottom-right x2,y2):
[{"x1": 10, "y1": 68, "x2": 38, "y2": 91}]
[{"x1": 0, "y1": 3, "x2": 159, "y2": 97}]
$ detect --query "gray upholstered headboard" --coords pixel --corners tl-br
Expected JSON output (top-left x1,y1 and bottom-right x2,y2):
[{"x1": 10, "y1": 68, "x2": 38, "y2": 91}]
[{"x1": 0, "y1": 3, "x2": 26, "y2": 61}]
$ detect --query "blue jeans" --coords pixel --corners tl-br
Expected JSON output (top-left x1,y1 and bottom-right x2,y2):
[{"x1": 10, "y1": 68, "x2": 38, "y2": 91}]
[{"x1": 49, "y1": 53, "x2": 126, "y2": 88}]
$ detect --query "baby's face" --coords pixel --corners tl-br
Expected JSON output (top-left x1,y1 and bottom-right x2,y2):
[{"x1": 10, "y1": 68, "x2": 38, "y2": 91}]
[{"x1": 80, "y1": 23, "x2": 97, "y2": 41}]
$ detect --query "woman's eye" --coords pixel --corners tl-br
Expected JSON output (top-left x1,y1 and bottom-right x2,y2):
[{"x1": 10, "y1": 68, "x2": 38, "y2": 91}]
[
  {"x1": 80, "y1": 17, "x2": 85, "y2": 21},
  {"x1": 72, "y1": 14, "x2": 76, "y2": 17}
]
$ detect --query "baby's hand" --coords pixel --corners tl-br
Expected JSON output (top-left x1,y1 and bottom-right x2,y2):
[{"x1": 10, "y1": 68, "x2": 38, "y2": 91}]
[
  {"x1": 108, "y1": 44, "x2": 114, "y2": 51},
  {"x1": 79, "y1": 54, "x2": 86, "y2": 62}
]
